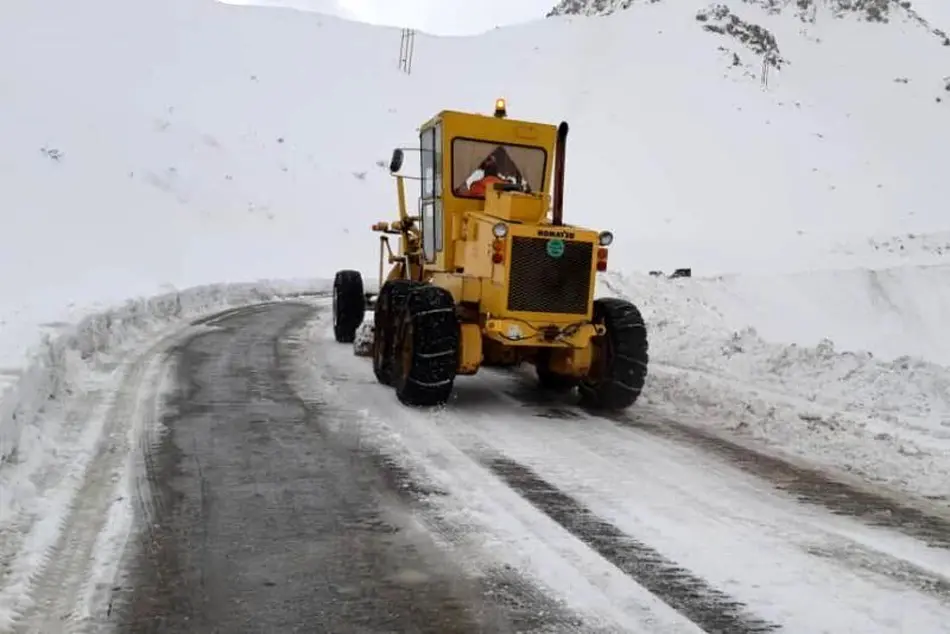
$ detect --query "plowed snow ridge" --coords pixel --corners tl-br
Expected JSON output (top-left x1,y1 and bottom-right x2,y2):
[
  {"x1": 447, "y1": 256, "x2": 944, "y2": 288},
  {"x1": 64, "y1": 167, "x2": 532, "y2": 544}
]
[
  {"x1": 602, "y1": 267, "x2": 950, "y2": 506},
  {"x1": 0, "y1": 283, "x2": 328, "y2": 629}
]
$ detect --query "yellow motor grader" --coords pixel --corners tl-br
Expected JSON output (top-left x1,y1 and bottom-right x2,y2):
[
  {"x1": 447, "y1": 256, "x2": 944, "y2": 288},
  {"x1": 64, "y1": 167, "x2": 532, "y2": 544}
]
[{"x1": 332, "y1": 99, "x2": 649, "y2": 408}]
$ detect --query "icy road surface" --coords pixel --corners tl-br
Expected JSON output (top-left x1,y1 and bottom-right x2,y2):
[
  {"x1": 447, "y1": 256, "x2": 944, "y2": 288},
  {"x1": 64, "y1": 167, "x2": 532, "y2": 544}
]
[{"x1": 12, "y1": 299, "x2": 950, "y2": 633}]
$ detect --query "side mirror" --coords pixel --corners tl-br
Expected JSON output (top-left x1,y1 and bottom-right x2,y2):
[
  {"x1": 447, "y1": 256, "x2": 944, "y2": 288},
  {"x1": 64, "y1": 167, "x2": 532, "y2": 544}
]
[{"x1": 389, "y1": 148, "x2": 404, "y2": 173}]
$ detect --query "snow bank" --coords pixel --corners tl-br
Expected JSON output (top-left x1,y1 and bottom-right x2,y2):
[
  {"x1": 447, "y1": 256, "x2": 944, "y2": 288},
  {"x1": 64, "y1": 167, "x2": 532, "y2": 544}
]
[
  {"x1": 0, "y1": 279, "x2": 329, "y2": 628},
  {"x1": 658, "y1": 264, "x2": 950, "y2": 366},
  {"x1": 0, "y1": 279, "x2": 326, "y2": 486},
  {"x1": 601, "y1": 269, "x2": 950, "y2": 505}
]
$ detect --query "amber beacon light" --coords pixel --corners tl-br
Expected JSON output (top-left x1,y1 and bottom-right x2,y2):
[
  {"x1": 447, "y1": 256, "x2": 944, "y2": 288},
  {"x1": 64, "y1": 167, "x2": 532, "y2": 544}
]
[{"x1": 494, "y1": 98, "x2": 507, "y2": 118}]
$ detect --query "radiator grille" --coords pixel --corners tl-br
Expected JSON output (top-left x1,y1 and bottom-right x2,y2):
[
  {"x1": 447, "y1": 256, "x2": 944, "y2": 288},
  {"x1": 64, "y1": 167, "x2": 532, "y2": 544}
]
[{"x1": 507, "y1": 236, "x2": 593, "y2": 315}]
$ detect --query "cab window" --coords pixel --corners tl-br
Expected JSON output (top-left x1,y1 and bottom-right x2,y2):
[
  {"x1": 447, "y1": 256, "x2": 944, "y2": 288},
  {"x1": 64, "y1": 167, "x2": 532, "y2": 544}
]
[
  {"x1": 421, "y1": 127, "x2": 436, "y2": 199},
  {"x1": 451, "y1": 138, "x2": 546, "y2": 199}
]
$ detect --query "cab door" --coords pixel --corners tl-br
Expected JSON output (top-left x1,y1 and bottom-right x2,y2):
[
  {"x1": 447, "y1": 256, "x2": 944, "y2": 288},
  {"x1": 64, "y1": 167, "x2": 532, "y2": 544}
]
[{"x1": 419, "y1": 123, "x2": 443, "y2": 265}]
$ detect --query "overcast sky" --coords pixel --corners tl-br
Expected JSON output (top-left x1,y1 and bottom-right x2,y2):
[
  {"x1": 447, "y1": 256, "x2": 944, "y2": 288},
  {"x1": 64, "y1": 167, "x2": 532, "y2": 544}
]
[{"x1": 337, "y1": 0, "x2": 556, "y2": 35}]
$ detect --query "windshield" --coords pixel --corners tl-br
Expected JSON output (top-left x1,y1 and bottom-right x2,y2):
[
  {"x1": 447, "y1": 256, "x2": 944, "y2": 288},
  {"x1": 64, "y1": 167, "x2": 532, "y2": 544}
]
[{"x1": 451, "y1": 138, "x2": 547, "y2": 198}]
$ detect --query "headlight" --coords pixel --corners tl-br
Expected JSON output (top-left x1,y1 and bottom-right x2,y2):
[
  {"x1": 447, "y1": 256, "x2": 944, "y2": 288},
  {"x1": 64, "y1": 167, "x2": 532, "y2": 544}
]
[
  {"x1": 598, "y1": 231, "x2": 614, "y2": 246},
  {"x1": 492, "y1": 222, "x2": 508, "y2": 238}
]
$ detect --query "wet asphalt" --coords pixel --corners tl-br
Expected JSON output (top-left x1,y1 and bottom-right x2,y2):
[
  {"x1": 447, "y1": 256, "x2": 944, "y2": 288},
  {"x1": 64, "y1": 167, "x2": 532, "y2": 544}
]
[
  {"x1": 91, "y1": 300, "x2": 950, "y2": 634},
  {"x1": 112, "y1": 302, "x2": 555, "y2": 634}
]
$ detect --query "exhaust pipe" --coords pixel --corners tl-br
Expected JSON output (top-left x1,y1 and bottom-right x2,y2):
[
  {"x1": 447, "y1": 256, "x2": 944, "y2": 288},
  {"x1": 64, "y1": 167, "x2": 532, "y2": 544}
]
[{"x1": 552, "y1": 121, "x2": 568, "y2": 226}]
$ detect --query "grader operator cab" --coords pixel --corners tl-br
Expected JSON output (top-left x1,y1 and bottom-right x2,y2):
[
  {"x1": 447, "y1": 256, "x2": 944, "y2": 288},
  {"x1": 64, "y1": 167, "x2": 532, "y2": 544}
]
[{"x1": 331, "y1": 99, "x2": 649, "y2": 409}]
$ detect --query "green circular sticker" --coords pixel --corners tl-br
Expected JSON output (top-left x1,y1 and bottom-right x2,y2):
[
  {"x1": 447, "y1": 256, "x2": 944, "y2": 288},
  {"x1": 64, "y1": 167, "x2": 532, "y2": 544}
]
[{"x1": 546, "y1": 239, "x2": 565, "y2": 258}]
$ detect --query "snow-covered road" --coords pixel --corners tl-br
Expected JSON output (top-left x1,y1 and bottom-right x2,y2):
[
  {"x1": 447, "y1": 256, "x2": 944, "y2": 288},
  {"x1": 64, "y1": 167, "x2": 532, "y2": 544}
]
[
  {"x1": 291, "y1": 299, "x2": 950, "y2": 633},
  {"x1": 3, "y1": 298, "x2": 950, "y2": 633}
]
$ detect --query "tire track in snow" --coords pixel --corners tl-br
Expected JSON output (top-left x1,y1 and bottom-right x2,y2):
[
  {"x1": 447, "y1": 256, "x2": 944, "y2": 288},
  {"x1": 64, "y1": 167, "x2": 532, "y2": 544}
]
[
  {"x1": 288, "y1": 308, "x2": 710, "y2": 631},
  {"x1": 804, "y1": 539, "x2": 950, "y2": 600},
  {"x1": 0, "y1": 388, "x2": 109, "y2": 627},
  {"x1": 610, "y1": 410, "x2": 950, "y2": 550},
  {"x1": 311, "y1": 429, "x2": 594, "y2": 633},
  {"x1": 8, "y1": 326, "x2": 196, "y2": 633},
  {"x1": 277, "y1": 334, "x2": 594, "y2": 633},
  {"x1": 483, "y1": 455, "x2": 780, "y2": 634},
  {"x1": 298, "y1": 304, "x2": 949, "y2": 630},
  {"x1": 492, "y1": 375, "x2": 950, "y2": 607},
  {"x1": 499, "y1": 373, "x2": 950, "y2": 550}
]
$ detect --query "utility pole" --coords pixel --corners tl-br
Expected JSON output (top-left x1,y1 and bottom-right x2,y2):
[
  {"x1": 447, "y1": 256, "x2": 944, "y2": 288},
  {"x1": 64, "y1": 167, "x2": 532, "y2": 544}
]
[{"x1": 399, "y1": 28, "x2": 415, "y2": 75}]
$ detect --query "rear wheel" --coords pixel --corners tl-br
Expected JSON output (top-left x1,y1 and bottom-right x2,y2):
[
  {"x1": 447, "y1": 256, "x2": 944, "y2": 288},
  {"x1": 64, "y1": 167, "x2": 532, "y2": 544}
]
[
  {"x1": 332, "y1": 270, "x2": 365, "y2": 343},
  {"x1": 392, "y1": 285, "x2": 459, "y2": 407},
  {"x1": 372, "y1": 279, "x2": 421, "y2": 385},
  {"x1": 579, "y1": 298, "x2": 649, "y2": 410}
]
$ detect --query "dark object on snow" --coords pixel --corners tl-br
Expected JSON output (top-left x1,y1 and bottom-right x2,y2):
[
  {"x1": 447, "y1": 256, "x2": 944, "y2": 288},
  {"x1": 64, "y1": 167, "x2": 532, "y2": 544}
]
[{"x1": 649, "y1": 268, "x2": 692, "y2": 279}]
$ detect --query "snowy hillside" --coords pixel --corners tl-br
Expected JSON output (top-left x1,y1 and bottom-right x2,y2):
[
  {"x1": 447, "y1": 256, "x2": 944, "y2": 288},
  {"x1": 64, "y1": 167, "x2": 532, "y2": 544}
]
[
  {"x1": 1, "y1": 0, "x2": 949, "y2": 628},
  {"x1": 2, "y1": 0, "x2": 948, "y2": 362}
]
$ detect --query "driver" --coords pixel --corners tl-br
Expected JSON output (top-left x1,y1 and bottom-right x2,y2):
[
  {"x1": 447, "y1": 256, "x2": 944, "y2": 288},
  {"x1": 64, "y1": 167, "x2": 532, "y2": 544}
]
[{"x1": 457, "y1": 155, "x2": 505, "y2": 198}]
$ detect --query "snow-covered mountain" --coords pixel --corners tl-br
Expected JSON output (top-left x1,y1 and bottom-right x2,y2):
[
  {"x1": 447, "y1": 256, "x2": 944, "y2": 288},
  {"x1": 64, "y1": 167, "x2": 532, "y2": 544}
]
[
  {"x1": 550, "y1": 0, "x2": 948, "y2": 30},
  {"x1": 1, "y1": 0, "x2": 946, "y2": 363},
  {"x1": 538, "y1": 0, "x2": 950, "y2": 267},
  {"x1": 548, "y1": 0, "x2": 638, "y2": 16},
  {"x1": 548, "y1": 0, "x2": 949, "y2": 88}
]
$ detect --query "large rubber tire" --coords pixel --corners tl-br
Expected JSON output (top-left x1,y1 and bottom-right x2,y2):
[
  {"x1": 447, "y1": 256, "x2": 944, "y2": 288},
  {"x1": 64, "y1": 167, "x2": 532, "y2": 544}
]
[
  {"x1": 392, "y1": 285, "x2": 459, "y2": 407},
  {"x1": 579, "y1": 298, "x2": 649, "y2": 410},
  {"x1": 372, "y1": 279, "x2": 422, "y2": 385},
  {"x1": 332, "y1": 270, "x2": 365, "y2": 343}
]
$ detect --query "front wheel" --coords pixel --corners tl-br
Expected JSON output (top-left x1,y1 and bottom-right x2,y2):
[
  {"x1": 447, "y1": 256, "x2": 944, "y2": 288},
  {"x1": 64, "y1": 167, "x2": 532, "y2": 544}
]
[
  {"x1": 332, "y1": 270, "x2": 365, "y2": 343},
  {"x1": 372, "y1": 279, "x2": 421, "y2": 385},
  {"x1": 392, "y1": 285, "x2": 459, "y2": 407},
  {"x1": 579, "y1": 298, "x2": 649, "y2": 410}
]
